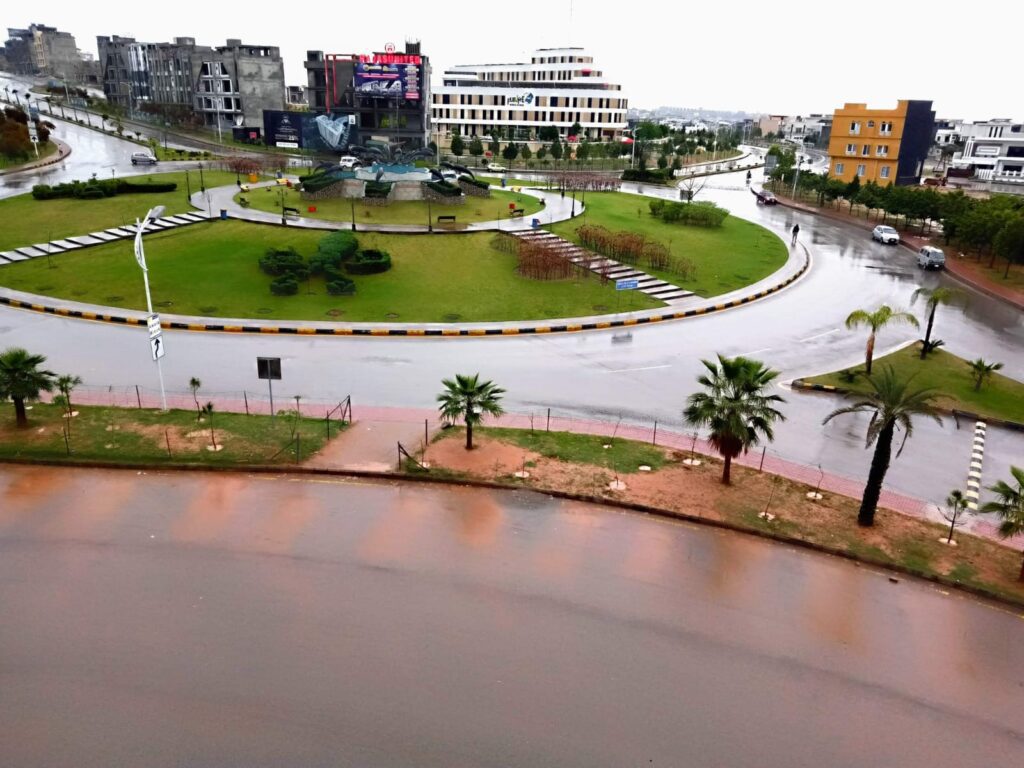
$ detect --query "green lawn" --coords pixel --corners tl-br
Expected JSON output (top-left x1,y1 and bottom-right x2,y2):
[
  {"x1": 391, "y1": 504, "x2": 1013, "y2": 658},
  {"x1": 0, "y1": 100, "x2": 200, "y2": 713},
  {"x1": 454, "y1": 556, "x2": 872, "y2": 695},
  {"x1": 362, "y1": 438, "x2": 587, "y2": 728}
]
[
  {"x1": 0, "y1": 170, "x2": 238, "y2": 252},
  {"x1": 548, "y1": 192, "x2": 788, "y2": 297},
  {"x1": 0, "y1": 402, "x2": 335, "y2": 465},
  {"x1": 0, "y1": 220, "x2": 662, "y2": 322},
  {"x1": 477, "y1": 427, "x2": 670, "y2": 473},
  {"x1": 805, "y1": 343, "x2": 1024, "y2": 423},
  {"x1": 237, "y1": 185, "x2": 543, "y2": 226}
]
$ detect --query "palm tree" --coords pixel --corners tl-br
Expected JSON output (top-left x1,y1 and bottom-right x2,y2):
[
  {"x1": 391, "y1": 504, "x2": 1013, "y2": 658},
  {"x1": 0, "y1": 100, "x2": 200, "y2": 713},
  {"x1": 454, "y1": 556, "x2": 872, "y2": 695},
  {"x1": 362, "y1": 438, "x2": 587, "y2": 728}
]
[
  {"x1": 910, "y1": 286, "x2": 964, "y2": 359},
  {"x1": 845, "y1": 305, "x2": 919, "y2": 374},
  {"x1": 202, "y1": 402, "x2": 217, "y2": 449},
  {"x1": 967, "y1": 358, "x2": 1003, "y2": 391},
  {"x1": 683, "y1": 354, "x2": 786, "y2": 484},
  {"x1": 981, "y1": 466, "x2": 1024, "y2": 581},
  {"x1": 189, "y1": 377, "x2": 202, "y2": 421},
  {"x1": 0, "y1": 348, "x2": 57, "y2": 428},
  {"x1": 942, "y1": 489, "x2": 969, "y2": 545},
  {"x1": 56, "y1": 374, "x2": 82, "y2": 417},
  {"x1": 823, "y1": 367, "x2": 941, "y2": 526},
  {"x1": 437, "y1": 373, "x2": 505, "y2": 450}
]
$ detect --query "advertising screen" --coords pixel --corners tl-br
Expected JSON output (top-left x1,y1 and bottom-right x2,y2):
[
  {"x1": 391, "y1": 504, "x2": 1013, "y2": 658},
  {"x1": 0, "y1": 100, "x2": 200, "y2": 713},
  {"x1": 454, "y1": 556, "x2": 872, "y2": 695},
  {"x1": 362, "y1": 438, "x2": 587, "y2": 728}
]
[
  {"x1": 262, "y1": 111, "x2": 358, "y2": 152},
  {"x1": 354, "y1": 61, "x2": 421, "y2": 101}
]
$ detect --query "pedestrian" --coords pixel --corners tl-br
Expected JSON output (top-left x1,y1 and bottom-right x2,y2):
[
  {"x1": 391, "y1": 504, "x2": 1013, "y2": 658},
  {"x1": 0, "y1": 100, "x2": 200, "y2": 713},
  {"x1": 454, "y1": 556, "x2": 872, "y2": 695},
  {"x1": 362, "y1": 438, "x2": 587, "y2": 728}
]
[{"x1": 791, "y1": 223, "x2": 800, "y2": 245}]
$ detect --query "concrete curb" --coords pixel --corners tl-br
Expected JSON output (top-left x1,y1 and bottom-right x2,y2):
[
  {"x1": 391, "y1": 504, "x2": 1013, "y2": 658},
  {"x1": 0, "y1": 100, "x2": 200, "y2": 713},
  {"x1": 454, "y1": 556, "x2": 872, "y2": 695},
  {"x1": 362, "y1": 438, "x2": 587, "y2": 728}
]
[
  {"x1": 789, "y1": 379, "x2": 1024, "y2": 432},
  {"x1": 0, "y1": 250, "x2": 809, "y2": 337},
  {"x1": 4, "y1": 458, "x2": 1021, "y2": 611}
]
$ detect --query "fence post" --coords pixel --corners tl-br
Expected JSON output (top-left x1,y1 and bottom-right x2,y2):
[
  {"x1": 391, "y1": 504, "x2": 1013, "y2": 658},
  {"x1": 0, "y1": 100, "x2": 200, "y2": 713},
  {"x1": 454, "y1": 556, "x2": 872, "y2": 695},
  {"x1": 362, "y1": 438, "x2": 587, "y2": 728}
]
[
  {"x1": 243, "y1": 390, "x2": 249, "y2": 416},
  {"x1": 546, "y1": 408, "x2": 551, "y2": 432},
  {"x1": 165, "y1": 429, "x2": 172, "y2": 458},
  {"x1": 135, "y1": 385, "x2": 142, "y2": 409},
  {"x1": 425, "y1": 419, "x2": 429, "y2": 448},
  {"x1": 295, "y1": 434, "x2": 300, "y2": 464},
  {"x1": 652, "y1": 420, "x2": 658, "y2": 445},
  {"x1": 325, "y1": 413, "x2": 330, "y2": 440},
  {"x1": 759, "y1": 446, "x2": 767, "y2": 472}
]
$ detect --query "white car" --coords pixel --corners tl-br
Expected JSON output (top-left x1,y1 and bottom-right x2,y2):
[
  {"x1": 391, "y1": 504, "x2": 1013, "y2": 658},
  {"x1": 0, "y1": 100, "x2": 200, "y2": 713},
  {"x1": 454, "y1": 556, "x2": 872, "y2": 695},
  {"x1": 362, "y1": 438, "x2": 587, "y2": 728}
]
[
  {"x1": 872, "y1": 225, "x2": 899, "y2": 245},
  {"x1": 338, "y1": 156, "x2": 362, "y2": 169},
  {"x1": 488, "y1": 164, "x2": 507, "y2": 173}
]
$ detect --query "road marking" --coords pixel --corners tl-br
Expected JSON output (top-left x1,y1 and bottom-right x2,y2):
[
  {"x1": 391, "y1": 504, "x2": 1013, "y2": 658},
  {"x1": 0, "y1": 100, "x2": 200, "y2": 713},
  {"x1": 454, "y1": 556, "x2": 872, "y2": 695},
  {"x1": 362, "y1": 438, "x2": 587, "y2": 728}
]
[
  {"x1": 799, "y1": 328, "x2": 840, "y2": 342},
  {"x1": 604, "y1": 364, "x2": 672, "y2": 374},
  {"x1": 738, "y1": 348, "x2": 772, "y2": 356}
]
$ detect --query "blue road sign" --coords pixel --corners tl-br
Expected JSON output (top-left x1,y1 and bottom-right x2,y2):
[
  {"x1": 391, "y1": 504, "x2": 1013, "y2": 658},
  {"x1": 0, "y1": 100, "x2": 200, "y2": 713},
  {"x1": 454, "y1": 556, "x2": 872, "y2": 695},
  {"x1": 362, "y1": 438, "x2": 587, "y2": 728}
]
[{"x1": 615, "y1": 278, "x2": 639, "y2": 291}]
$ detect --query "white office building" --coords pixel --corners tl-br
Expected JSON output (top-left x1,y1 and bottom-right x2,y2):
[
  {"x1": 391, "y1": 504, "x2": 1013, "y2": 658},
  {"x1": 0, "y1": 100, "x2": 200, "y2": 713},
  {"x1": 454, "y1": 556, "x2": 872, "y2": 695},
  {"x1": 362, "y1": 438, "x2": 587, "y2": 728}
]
[
  {"x1": 951, "y1": 119, "x2": 1024, "y2": 191},
  {"x1": 430, "y1": 47, "x2": 627, "y2": 142}
]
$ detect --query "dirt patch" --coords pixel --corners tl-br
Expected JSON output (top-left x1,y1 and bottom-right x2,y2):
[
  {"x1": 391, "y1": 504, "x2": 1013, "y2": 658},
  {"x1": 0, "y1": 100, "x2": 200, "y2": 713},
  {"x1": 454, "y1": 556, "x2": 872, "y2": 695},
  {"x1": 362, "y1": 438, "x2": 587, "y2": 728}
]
[{"x1": 426, "y1": 434, "x2": 542, "y2": 476}]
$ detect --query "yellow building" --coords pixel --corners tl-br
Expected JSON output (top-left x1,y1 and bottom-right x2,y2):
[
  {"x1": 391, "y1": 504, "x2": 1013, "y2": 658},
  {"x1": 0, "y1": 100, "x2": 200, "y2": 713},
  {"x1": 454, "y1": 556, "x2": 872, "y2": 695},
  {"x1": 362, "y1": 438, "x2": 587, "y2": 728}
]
[{"x1": 827, "y1": 100, "x2": 935, "y2": 186}]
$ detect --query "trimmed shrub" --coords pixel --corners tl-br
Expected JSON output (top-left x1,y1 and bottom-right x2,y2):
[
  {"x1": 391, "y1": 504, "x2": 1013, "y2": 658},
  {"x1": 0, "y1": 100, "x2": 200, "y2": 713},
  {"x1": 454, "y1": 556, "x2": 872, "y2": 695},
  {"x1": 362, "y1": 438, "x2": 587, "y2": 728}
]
[
  {"x1": 31, "y1": 178, "x2": 176, "y2": 200},
  {"x1": 364, "y1": 181, "x2": 392, "y2": 199},
  {"x1": 270, "y1": 276, "x2": 299, "y2": 295},
  {"x1": 648, "y1": 199, "x2": 666, "y2": 217},
  {"x1": 316, "y1": 231, "x2": 359, "y2": 265},
  {"x1": 345, "y1": 248, "x2": 392, "y2": 275},
  {"x1": 459, "y1": 175, "x2": 489, "y2": 190},
  {"x1": 655, "y1": 200, "x2": 729, "y2": 228},
  {"x1": 621, "y1": 168, "x2": 670, "y2": 183},
  {"x1": 259, "y1": 247, "x2": 308, "y2": 278},
  {"x1": 425, "y1": 180, "x2": 462, "y2": 197},
  {"x1": 326, "y1": 277, "x2": 357, "y2": 295}
]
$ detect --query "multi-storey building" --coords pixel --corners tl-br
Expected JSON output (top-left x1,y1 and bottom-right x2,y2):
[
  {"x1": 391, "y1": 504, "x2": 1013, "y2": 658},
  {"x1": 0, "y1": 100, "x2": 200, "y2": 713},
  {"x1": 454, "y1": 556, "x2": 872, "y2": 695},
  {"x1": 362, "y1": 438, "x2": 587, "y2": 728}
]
[
  {"x1": 3, "y1": 24, "x2": 84, "y2": 79},
  {"x1": 97, "y1": 35, "x2": 285, "y2": 130},
  {"x1": 950, "y1": 119, "x2": 1024, "y2": 191},
  {"x1": 303, "y1": 41, "x2": 430, "y2": 148},
  {"x1": 430, "y1": 47, "x2": 628, "y2": 143},
  {"x1": 827, "y1": 100, "x2": 935, "y2": 186}
]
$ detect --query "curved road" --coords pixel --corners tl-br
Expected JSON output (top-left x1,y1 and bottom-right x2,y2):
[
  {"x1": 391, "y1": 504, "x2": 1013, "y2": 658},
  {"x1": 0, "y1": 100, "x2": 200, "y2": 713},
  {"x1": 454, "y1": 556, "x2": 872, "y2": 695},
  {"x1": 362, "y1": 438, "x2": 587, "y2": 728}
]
[
  {"x1": 2, "y1": 467, "x2": 1021, "y2": 767},
  {"x1": 0, "y1": 111, "x2": 1022, "y2": 512}
]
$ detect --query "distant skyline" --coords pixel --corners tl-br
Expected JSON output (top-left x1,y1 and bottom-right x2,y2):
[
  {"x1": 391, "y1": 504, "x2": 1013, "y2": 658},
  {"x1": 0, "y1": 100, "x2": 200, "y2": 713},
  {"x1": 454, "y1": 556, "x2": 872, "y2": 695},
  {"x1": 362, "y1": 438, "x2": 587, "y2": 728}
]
[{"x1": 6, "y1": 0, "x2": 1019, "y2": 120}]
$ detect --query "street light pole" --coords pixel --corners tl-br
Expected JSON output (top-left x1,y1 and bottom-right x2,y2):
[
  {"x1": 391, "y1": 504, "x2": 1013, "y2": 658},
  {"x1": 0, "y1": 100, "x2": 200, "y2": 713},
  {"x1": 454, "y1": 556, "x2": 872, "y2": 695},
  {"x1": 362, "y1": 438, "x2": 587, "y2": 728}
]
[{"x1": 134, "y1": 205, "x2": 168, "y2": 411}]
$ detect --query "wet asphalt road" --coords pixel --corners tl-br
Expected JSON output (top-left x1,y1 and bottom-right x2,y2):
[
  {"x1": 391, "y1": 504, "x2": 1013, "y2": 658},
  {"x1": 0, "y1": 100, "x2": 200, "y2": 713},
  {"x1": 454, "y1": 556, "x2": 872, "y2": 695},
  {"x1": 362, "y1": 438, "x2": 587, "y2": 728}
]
[{"x1": 2, "y1": 466, "x2": 1022, "y2": 767}]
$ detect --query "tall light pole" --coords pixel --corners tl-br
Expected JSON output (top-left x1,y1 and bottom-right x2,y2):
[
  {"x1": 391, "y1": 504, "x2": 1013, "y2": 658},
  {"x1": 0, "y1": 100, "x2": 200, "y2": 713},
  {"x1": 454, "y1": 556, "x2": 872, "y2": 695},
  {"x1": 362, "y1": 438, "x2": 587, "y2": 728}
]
[
  {"x1": 792, "y1": 157, "x2": 809, "y2": 199},
  {"x1": 134, "y1": 205, "x2": 168, "y2": 411}
]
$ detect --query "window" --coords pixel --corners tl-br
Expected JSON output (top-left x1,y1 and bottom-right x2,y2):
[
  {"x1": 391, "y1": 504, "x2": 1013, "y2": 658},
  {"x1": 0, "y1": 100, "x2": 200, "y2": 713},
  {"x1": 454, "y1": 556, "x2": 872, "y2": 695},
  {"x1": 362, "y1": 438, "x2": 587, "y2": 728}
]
[
  {"x1": 856, "y1": 164, "x2": 866, "y2": 177},
  {"x1": 862, "y1": 144, "x2": 870, "y2": 156},
  {"x1": 880, "y1": 121, "x2": 893, "y2": 135},
  {"x1": 876, "y1": 145, "x2": 889, "y2": 157},
  {"x1": 880, "y1": 166, "x2": 891, "y2": 179},
  {"x1": 850, "y1": 121, "x2": 861, "y2": 134},
  {"x1": 846, "y1": 143, "x2": 857, "y2": 155},
  {"x1": 835, "y1": 162, "x2": 845, "y2": 175}
]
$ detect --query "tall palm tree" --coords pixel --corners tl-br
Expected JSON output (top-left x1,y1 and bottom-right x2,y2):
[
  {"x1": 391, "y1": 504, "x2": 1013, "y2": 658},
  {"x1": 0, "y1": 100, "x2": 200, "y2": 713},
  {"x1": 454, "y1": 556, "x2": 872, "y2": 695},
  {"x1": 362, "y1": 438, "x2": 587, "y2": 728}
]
[
  {"x1": 981, "y1": 466, "x2": 1024, "y2": 582},
  {"x1": 967, "y1": 358, "x2": 1003, "y2": 391},
  {"x1": 910, "y1": 286, "x2": 964, "y2": 359},
  {"x1": 0, "y1": 348, "x2": 57, "y2": 428},
  {"x1": 823, "y1": 367, "x2": 941, "y2": 526},
  {"x1": 437, "y1": 374, "x2": 506, "y2": 450},
  {"x1": 845, "y1": 305, "x2": 919, "y2": 374},
  {"x1": 683, "y1": 354, "x2": 786, "y2": 485}
]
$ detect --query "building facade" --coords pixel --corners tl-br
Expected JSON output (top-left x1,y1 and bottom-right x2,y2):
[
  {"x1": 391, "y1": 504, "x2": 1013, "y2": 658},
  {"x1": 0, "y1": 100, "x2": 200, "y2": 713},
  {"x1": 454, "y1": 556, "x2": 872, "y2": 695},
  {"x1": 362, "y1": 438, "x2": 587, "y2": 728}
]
[
  {"x1": 430, "y1": 47, "x2": 627, "y2": 143},
  {"x1": 97, "y1": 35, "x2": 285, "y2": 129},
  {"x1": 950, "y1": 119, "x2": 1024, "y2": 190},
  {"x1": 3, "y1": 24, "x2": 84, "y2": 79},
  {"x1": 303, "y1": 41, "x2": 430, "y2": 148},
  {"x1": 827, "y1": 100, "x2": 935, "y2": 186}
]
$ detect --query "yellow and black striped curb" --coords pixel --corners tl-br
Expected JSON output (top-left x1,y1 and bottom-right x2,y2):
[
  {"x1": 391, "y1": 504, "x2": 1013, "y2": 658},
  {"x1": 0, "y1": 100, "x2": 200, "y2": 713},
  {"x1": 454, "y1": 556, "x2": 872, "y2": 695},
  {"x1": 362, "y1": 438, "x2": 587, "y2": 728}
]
[
  {"x1": 790, "y1": 379, "x2": 847, "y2": 394},
  {"x1": 0, "y1": 255, "x2": 809, "y2": 337}
]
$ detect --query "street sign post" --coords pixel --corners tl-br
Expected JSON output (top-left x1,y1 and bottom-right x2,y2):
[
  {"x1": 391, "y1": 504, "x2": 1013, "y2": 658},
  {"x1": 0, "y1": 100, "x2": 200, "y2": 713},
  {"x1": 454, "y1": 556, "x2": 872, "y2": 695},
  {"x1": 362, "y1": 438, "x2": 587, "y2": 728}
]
[
  {"x1": 147, "y1": 313, "x2": 162, "y2": 339},
  {"x1": 257, "y1": 357, "x2": 282, "y2": 417},
  {"x1": 150, "y1": 335, "x2": 165, "y2": 361}
]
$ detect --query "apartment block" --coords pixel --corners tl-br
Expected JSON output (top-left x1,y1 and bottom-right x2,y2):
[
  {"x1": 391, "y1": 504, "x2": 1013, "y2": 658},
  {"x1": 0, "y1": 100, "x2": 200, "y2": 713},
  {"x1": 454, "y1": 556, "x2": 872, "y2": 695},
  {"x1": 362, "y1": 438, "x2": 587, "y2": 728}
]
[{"x1": 827, "y1": 100, "x2": 936, "y2": 186}]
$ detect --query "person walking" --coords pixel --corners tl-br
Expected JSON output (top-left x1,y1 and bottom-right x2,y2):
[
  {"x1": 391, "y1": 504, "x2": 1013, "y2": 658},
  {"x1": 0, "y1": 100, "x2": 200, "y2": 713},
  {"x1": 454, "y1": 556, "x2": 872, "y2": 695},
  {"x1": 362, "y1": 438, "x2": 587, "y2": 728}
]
[{"x1": 791, "y1": 223, "x2": 800, "y2": 245}]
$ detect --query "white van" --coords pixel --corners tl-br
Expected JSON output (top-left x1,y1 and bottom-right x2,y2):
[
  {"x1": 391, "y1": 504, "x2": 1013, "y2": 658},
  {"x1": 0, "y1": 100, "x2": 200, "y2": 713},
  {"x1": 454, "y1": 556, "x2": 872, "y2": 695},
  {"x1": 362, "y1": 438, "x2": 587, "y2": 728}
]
[{"x1": 917, "y1": 246, "x2": 945, "y2": 270}]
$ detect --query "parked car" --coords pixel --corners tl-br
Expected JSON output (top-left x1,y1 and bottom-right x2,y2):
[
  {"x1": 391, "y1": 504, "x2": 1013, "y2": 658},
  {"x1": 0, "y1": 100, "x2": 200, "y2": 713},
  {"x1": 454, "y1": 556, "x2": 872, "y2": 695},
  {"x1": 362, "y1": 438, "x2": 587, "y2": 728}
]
[
  {"x1": 488, "y1": 164, "x2": 507, "y2": 173},
  {"x1": 752, "y1": 187, "x2": 776, "y2": 205},
  {"x1": 872, "y1": 224, "x2": 900, "y2": 245},
  {"x1": 338, "y1": 156, "x2": 362, "y2": 169},
  {"x1": 917, "y1": 246, "x2": 946, "y2": 270},
  {"x1": 130, "y1": 152, "x2": 157, "y2": 166}
]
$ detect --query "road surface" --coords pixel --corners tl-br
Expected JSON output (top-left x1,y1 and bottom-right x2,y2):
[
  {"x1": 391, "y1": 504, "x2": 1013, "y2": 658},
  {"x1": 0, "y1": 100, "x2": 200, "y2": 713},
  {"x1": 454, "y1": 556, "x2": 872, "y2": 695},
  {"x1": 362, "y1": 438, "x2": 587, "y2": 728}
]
[{"x1": 1, "y1": 467, "x2": 1021, "y2": 767}]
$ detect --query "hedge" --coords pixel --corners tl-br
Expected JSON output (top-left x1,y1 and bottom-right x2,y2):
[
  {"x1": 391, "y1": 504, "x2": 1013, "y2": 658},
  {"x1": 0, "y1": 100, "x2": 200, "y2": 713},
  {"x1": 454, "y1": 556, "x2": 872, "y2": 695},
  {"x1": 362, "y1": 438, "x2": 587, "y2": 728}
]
[
  {"x1": 364, "y1": 181, "x2": 392, "y2": 199},
  {"x1": 459, "y1": 175, "x2": 489, "y2": 190},
  {"x1": 326, "y1": 277, "x2": 357, "y2": 295},
  {"x1": 259, "y1": 247, "x2": 309, "y2": 278},
  {"x1": 31, "y1": 178, "x2": 177, "y2": 200},
  {"x1": 425, "y1": 180, "x2": 462, "y2": 197},
  {"x1": 621, "y1": 168, "x2": 671, "y2": 183},
  {"x1": 316, "y1": 231, "x2": 358, "y2": 266},
  {"x1": 651, "y1": 200, "x2": 729, "y2": 227},
  {"x1": 270, "y1": 277, "x2": 299, "y2": 295},
  {"x1": 345, "y1": 248, "x2": 392, "y2": 275}
]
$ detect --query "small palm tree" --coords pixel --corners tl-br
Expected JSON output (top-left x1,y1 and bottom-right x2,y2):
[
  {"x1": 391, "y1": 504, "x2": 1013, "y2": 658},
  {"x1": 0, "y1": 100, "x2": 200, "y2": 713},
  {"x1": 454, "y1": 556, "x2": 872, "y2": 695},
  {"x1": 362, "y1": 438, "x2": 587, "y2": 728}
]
[
  {"x1": 910, "y1": 286, "x2": 963, "y2": 359},
  {"x1": 683, "y1": 354, "x2": 786, "y2": 484},
  {"x1": 189, "y1": 377, "x2": 202, "y2": 421},
  {"x1": 0, "y1": 348, "x2": 57, "y2": 427},
  {"x1": 202, "y1": 402, "x2": 217, "y2": 449},
  {"x1": 845, "y1": 305, "x2": 919, "y2": 374},
  {"x1": 437, "y1": 373, "x2": 505, "y2": 450},
  {"x1": 823, "y1": 367, "x2": 941, "y2": 526},
  {"x1": 942, "y1": 489, "x2": 970, "y2": 545},
  {"x1": 967, "y1": 358, "x2": 1003, "y2": 391},
  {"x1": 980, "y1": 466, "x2": 1024, "y2": 582},
  {"x1": 56, "y1": 374, "x2": 82, "y2": 418}
]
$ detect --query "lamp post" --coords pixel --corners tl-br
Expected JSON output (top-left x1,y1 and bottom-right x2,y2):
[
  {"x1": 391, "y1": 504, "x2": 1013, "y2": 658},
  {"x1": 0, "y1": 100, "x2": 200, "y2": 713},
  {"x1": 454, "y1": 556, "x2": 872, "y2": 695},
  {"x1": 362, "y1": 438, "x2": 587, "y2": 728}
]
[
  {"x1": 134, "y1": 205, "x2": 168, "y2": 411},
  {"x1": 198, "y1": 162, "x2": 205, "y2": 192},
  {"x1": 426, "y1": 195, "x2": 433, "y2": 232},
  {"x1": 792, "y1": 157, "x2": 809, "y2": 199},
  {"x1": 350, "y1": 198, "x2": 357, "y2": 232},
  {"x1": 185, "y1": 169, "x2": 192, "y2": 204}
]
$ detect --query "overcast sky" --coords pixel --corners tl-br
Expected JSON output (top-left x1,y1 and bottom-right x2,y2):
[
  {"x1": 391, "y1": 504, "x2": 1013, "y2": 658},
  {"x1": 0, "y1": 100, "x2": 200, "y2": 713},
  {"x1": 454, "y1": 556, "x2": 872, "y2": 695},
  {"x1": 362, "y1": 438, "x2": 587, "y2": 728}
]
[{"x1": 9, "y1": 0, "x2": 1018, "y2": 120}]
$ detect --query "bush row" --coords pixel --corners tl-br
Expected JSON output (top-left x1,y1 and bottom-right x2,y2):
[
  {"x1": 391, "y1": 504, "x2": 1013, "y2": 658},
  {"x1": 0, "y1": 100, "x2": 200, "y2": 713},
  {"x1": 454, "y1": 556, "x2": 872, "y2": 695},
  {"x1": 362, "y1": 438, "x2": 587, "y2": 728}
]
[
  {"x1": 621, "y1": 168, "x2": 673, "y2": 184},
  {"x1": 259, "y1": 232, "x2": 391, "y2": 296},
  {"x1": 32, "y1": 178, "x2": 177, "y2": 200},
  {"x1": 459, "y1": 175, "x2": 490, "y2": 190},
  {"x1": 648, "y1": 199, "x2": 729, "y2": 228},
  {"x1": 425, "y1": 180, "x2": 462, "y2": 197}
]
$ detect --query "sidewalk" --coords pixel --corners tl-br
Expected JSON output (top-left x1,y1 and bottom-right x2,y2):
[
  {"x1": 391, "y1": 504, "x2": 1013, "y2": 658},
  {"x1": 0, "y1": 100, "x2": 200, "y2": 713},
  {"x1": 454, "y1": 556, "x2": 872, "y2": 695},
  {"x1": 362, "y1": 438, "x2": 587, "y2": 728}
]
[{"x1": 777, "y1": 194, "x2": 1024, "y2": 311}]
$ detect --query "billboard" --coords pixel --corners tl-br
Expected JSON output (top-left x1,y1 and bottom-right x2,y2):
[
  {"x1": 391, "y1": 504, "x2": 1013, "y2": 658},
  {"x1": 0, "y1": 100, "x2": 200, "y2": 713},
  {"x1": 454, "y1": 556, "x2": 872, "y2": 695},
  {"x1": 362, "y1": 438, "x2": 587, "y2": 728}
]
[
  {"x1": 354, "y1": 61, "x2": 421, "y2": 101},
  {"x1": 262, "y1": 111, "x2": 358, "y2": 152}
]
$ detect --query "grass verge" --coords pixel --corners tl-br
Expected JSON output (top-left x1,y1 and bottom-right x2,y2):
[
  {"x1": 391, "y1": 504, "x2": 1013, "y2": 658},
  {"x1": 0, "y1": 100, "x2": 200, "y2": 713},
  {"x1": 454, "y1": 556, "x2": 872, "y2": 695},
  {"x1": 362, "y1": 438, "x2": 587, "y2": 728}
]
[
  {"x1": 548, "y1": 191, "x2": 788, "y2": 297},
  {"x1": 804, "y1": 343, "x2": 1024, "y2": 423},
  {"x1": 0, "y1": 220, "x2": 662, "y2": 322},
  {"x1": 475, "y1": 427, "x2": 669, "y2": 473},
  {"x1": 1, "y1": 402, "x2": 337, "y2": 465}
]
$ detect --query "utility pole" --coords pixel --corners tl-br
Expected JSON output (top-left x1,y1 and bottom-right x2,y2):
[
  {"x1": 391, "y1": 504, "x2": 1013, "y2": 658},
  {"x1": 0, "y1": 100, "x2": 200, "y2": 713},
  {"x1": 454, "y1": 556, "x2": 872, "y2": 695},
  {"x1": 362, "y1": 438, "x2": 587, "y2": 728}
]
[{"x1": 134, "y1": 206, "x2": 169, "y2": 411}]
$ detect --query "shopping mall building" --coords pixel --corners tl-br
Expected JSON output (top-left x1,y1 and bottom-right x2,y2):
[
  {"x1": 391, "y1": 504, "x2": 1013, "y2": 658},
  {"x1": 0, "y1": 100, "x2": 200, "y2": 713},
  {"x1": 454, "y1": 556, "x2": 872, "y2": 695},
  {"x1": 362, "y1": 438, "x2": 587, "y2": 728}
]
[{"x1": 430, "y1": 47, "x2": 627, "y2": 144}]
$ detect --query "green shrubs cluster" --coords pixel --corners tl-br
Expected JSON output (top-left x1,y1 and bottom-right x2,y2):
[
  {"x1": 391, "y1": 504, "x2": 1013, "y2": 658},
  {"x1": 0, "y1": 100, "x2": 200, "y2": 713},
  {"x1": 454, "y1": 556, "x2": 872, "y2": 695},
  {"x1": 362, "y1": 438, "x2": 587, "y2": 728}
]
[
  {"x1": 364, "y1": 181, "x2": 392, "y2": 199},
  {"x1": 425, "y1": 180, "x2": 462, "y2": 197},
  {"x1": 257, "y1": 232, "x2": 391, "y2": 296},
  {"x1": 270, "y1": 276, "x2": 299, "y2": 295},
  {"x1": 311, "y1": 231, "x2": 358, "y2": 272},
  {"x1": 459, "y1": 175, "x2": 490, "y2": 190},
  {"x1": 622, "y1": 168, "x2": 672, "y2": 184},
  {"x1": 259, "y1": 247, "x2": 308, "y2": 278},
  {"x1": 346, "y1": 249, "x2": 392, "y2": 275},
  {"x1": 649, "y1": 199, "x2": 729, "y2": 227},
  {"x1": 32, "y1": 178, "x2": 177, "y2": 200}
]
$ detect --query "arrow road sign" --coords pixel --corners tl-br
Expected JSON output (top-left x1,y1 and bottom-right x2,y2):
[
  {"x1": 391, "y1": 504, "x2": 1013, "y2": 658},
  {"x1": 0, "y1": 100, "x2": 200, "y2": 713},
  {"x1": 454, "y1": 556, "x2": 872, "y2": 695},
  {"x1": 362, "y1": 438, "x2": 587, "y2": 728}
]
[
  {"x1": 615, "y1": 278, "x2": 639, "y2": 291},
  {"x1": 147, "y1": 313, "x2": 162, "y2": 339},
  {"x1": 150, "y1": 334, "x2": 165, "y2": 361}
]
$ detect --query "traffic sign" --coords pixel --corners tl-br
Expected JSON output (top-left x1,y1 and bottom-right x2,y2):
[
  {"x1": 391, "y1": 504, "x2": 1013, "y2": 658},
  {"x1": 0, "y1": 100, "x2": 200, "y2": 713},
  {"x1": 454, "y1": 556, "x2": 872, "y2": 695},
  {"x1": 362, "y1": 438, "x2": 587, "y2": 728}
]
[
  {"x1": 147, "y1": 313, "x2": 162, "y2": 339},
  {"x1": 615, "y1": 278, "x2": 639, "y2": 291},
  {"x1": 150, "y1": 334, "x2": 165, "y2": 361}
]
